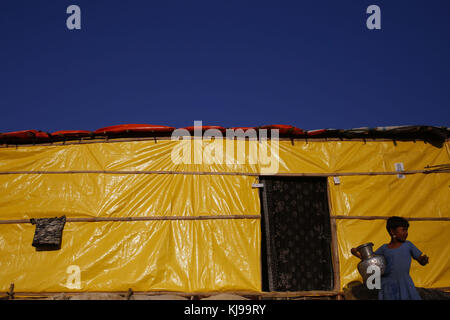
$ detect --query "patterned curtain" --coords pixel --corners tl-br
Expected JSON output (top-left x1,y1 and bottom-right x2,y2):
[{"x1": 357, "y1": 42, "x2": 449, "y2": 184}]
[{"x1": 260, "y1": 177, "x2": 333, "y2": 291}]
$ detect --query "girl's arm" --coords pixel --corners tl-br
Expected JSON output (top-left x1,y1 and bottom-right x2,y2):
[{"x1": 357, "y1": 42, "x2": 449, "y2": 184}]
[{"x1": 408, "y1": 241, "x2": 429, "y2": 266}]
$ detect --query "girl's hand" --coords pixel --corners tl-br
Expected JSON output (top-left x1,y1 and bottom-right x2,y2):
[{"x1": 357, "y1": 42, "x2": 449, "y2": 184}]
[
  {"x1": 351, "y1": 248, "x2": 362, "y2": 259},
  {"x1": 417, "y1": 254, "x2": 429, "y2": 266}
]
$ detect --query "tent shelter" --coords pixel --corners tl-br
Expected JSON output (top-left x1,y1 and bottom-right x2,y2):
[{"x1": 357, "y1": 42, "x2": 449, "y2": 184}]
[{"x1": 0, "y1": 125, "x2": 448, "y2": 299}]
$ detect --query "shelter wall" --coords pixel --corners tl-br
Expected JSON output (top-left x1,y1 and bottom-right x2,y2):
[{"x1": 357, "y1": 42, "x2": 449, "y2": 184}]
[{"x1": 0, "y1": 139, "x2": 448, "y2": 292}]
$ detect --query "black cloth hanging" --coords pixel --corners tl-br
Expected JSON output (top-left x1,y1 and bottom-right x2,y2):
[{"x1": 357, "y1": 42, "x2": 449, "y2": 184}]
[{"x1": 30, "y1": 216, "x2": 66, "y2": 251}]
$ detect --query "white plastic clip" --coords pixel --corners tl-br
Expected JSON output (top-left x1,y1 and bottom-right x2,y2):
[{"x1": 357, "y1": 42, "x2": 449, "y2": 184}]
[
  {"x1": 252, "y1": 183, "x2": 264, "y2": 188},
  {"x1": 395, "y1": 162, "x2": 405, "y2": 179}
]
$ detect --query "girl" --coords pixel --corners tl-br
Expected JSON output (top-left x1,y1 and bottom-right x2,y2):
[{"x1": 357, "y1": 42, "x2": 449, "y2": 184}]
[{"x1": 351, "y1": 216, "x2": 429, "y2": 300}]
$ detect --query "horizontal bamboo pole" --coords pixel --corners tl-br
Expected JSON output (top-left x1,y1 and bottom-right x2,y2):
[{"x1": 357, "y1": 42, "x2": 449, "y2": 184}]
[
  {"x1": 0, "y1": 214, "x2": 261, "y2": 225},
  {"x1": 3, "y1": 214, "x2": 447, "y2": 224},
  {"x1": 8, "y1": 287, "x2": 450, "y2": 299},
  {"x1": 331, "y1": 215, "x2": 450, "y2": 221},
  {"x1": 2, "y1": 134, "x2": 450, "y2": 147},
  {"x1": 7, "y1": 290, "x2": 341, "y2": 299},
  {"x1": 0, "y1": 169, "x2": 446, "y2": 176},
  {"x1": 2, "y1": 136, "x2": 446, "y2": 149}
]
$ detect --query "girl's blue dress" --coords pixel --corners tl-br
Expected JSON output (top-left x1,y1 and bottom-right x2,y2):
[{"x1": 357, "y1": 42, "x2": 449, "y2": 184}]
[{"x1": 374, "y1": 241, "x2": 422, "y2": 300}]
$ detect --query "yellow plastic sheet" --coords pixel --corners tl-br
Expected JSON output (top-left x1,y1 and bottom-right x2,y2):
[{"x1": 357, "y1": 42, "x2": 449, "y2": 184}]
[
  {"x1": 0, "y1": 139, "x2": 448, "y2": 293},
  {"x1": 0, "y1": 174, "x2": 260, "y2": 219},
  {"x1": 0, "y1": 220, "x2": 261, "y2": 292},
  {"x1": 0, "y1": 139, "x2": 447, "y2": 174},
  {"x1": 328, "y1": 173, "x2": 450, "y2": 218}
]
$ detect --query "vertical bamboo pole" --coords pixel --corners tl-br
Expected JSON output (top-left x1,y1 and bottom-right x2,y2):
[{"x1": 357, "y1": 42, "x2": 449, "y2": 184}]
[
  {"x1": 327, "y1": 178, "x2": 341, "y2": 292},
  {"x1": 260, "y1": 178, "x2": 275, "y2": 292}
]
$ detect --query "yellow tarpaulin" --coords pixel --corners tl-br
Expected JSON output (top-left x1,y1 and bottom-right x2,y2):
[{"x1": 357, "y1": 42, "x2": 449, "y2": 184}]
[
  {"x1": 0, "y1": 138, "x2": 448, "y2": 292},
  {"x1": 328, "y1": 174, "x2": 449, "y2": 218},
  {"x1": 0, "y1": 139, "x2": 447, "y2": 174},
  {"x1": 0, "y1": 174, "x2": 260, "y2": 219},
  {"x1": 0, "y1": 220, "x2": 261, "y2": 292}
]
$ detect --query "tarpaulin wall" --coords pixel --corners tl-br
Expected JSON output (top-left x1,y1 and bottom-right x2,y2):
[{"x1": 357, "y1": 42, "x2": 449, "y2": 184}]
[{"x1": 0, "y1": 138, "x2": 449, "y2": 292}]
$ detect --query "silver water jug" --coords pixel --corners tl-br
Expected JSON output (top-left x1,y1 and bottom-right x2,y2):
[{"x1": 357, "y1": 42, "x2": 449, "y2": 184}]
[{"x1": 356, "y1": 242, "x2": 386, "y2": 282}]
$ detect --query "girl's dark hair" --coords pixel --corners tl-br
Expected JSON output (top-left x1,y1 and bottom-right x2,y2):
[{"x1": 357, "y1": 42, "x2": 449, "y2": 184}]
[{"x1": 386, "y1": 216, "x2": 409, "y2": 233}]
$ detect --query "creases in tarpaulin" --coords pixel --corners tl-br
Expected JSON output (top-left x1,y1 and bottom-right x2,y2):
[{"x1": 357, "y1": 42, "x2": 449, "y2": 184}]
[
  {"x1": 328, "y1": 174, "x2": 449, "y2": 218},
  {"x1": 30, "y1": 216, "x2": 66, "y2": 251}
]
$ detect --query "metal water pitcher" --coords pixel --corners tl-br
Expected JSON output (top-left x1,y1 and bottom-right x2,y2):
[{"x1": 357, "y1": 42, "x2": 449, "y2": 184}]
[{"x1": 356, "y1": 242, "x2": 386, "y2": 282}]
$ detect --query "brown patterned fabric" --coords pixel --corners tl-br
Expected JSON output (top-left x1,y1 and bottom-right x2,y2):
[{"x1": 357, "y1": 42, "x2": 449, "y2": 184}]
[
  {"x1": 30, "y1": 216, "x2": 66, "y2": 251},
  {"x1": 260, "y1": 177, "x2": 333, "y2": 291}
]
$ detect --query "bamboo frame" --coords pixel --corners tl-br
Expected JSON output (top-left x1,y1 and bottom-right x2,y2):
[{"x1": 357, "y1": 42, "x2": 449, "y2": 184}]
[
  {"x1": 0, "y1": 164, "x2": 447, "y2": 296},
  {"x1": 0, "y1": 169, "x2": 447, "y2": 176}
]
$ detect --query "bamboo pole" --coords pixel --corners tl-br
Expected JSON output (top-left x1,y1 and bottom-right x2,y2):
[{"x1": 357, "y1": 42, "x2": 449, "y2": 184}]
[
  {"x1": 327, "y1": 180, "x2": 341, "y2": 292},
  {"x1": 9, "y1": 287, "x2": 450, "y2": 299},
  {"x1": 9, "y1": 290, "x2": 341, "y2": 299},
  {"x1": 0, "y1": 169, "x2": 446, "y2": 177},
  {"x1": 0, "y1": 214, "x2": 261, "y2": 225},
  {"x1": 1, "y1": 135, "x2": 448, "y2": 149},
  {"x1": 1, "y1": 214, "x2": 447, "y2": 224},
  {"x1": 259, "y1": 178, "x2": 275, "y2": 292},
  {"x1": 331, "y1": 215, "x2": 450, "y2": 221}
]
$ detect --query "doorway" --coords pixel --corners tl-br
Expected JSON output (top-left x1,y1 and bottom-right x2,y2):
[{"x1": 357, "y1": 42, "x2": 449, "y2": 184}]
[{"x1": 259, "y1": 176, "x2": 334, "y2": 292}]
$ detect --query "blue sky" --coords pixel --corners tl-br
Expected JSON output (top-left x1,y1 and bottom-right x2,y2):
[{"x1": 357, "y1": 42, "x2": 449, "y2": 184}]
[{"x1": 1, "y1": 0, "x2": 449, "y2": 133}]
